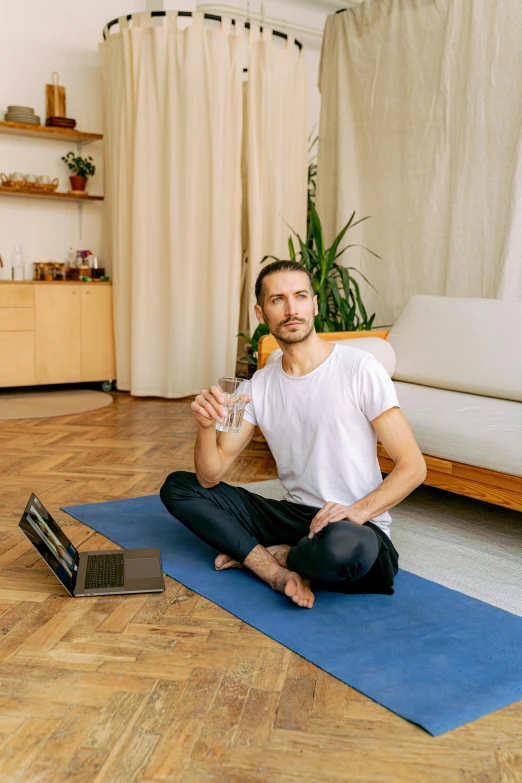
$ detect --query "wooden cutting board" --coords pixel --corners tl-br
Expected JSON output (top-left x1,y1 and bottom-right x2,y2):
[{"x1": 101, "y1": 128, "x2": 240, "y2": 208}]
[{"x1": 45, "y1": 77, "x2": 66, "y2": 120}]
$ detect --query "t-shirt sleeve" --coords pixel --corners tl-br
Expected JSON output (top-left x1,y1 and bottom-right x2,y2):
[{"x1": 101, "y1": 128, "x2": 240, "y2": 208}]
[
  {"x1": 357, "y1": 353, "x2": 400, "y2": 421},
  {"x1": 241, "y1": 378, "x2": 258, "y2": 427}
]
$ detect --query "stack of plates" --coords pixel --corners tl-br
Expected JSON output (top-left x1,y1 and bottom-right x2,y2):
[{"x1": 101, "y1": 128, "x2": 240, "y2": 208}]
[{"x1": 4, "y1": 106, "x2": 40, "y2": 125}]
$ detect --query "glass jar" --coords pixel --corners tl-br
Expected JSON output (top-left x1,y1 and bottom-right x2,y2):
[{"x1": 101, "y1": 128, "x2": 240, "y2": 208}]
[{"x1": 11, "y1": 245, "x2": 25, "y2": 280}]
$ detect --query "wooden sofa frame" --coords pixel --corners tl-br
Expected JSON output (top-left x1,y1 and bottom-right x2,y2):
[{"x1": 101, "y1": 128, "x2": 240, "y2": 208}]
[{"x1": 257, "y1": 330, "x2": 522, "y2": 513}]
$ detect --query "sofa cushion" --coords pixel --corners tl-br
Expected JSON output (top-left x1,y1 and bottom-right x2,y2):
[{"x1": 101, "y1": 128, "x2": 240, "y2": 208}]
[
  {"x1": 387, "y1": 296, "x2": 522, "y2": 402},
  {"x1": 394, "y1": 381, "x2": 522, "y2": 477},
  {"x1": 265, "y1": 337, "x2": 396, "y2": 377}
]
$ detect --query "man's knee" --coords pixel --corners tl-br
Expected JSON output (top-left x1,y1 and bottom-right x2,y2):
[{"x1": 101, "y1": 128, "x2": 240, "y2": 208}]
[
  {"x1": 160, "y1": 470, "x2": 200, "y2": 510},
  {"x1": 317, "y1": 522, "x2": 378, "y2": 571}
]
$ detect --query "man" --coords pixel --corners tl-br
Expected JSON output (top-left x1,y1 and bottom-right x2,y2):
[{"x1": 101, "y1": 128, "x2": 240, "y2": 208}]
[{"x1": 161, "y1": 260, "x2": 427, "y2": 609}]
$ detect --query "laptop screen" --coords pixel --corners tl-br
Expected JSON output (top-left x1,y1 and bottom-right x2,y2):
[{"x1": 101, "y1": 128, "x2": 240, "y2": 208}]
[{"x1": 19, "y1": 494, "x2": 79, "y2": 595}]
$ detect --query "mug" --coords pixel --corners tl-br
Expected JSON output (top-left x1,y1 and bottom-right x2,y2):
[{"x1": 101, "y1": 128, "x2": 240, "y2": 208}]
[
  {"x1": 9, "y1": 172, "x2": 24, "y2": 181},
  {"x1": 24, "y1": 174, "x2": 37, "y2": 183},
  {"x1": 37, "y1": 175, "x2": 50, "y2": 184}
]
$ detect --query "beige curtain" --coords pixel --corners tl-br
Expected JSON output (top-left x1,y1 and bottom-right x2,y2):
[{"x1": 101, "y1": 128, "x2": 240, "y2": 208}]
[
  {"x1": 316, "y1": 0, "x2": 522, "y2": 326},
  {"x1": 240, "y1": 26, "x2": 308, "y2": 336},
  {"x1": 100, "y1": 12, "x2": 243, "y2": 397}
]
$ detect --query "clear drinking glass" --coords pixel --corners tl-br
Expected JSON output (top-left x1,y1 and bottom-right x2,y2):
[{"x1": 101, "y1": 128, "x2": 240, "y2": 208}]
[{"x1": 215, "y1": 377, "x2": 249, "y2": 433}]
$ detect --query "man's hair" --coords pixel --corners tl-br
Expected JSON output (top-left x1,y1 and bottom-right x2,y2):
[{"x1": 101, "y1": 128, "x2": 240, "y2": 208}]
[{"x1": 255, "y1": 260, "x2": 314, "y2": 306}]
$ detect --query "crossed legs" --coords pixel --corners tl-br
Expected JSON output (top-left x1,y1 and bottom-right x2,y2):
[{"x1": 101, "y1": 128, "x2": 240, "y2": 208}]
[{"x1": 160, "y1": 471, "x2": 380, "y2": 609}]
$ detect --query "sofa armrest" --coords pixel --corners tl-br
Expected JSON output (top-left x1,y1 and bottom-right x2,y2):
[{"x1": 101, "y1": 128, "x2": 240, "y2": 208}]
[{"x1": 257, "y1": 329, "x2": 391, "y2": 369}]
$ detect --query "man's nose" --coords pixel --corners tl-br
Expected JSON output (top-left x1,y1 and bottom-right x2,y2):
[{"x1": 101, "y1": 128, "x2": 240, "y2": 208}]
[{"x1": 284, "y1": 298, "x2": 299, "y2": 315}]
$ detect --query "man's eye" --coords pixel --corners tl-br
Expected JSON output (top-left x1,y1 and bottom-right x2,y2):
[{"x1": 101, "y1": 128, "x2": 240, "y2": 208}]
[{"x1": 273, "y1": 297, "x2": 282, "y2": 302}]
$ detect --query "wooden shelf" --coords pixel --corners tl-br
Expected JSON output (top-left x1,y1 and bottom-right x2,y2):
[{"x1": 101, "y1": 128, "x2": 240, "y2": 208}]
[
  {"x1": 0, "y1": 187, "x2": 103, "y2": 202},
  {"x1": 0, "y1": 121, "x2": 102, "y2": 144}
]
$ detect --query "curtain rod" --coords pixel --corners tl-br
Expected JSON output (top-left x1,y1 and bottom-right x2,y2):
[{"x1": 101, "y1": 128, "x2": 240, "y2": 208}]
[{"x1": 103, "y1": 11, "x2": 303, "y2": 49}]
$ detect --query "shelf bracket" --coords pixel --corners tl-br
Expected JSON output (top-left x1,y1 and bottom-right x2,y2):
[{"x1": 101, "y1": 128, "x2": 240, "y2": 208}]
[{"x1": 77, "y1": 201, "x2": 84, "y2": 239}]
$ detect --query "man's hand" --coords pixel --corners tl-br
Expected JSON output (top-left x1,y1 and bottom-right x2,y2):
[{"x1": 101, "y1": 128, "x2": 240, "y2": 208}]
[
  {"x1": 308, "y1": 502, "x2": 365, "y2": 538},
  {"x1": 191, "y1": 385, "x2": 251, "y2": 429}
]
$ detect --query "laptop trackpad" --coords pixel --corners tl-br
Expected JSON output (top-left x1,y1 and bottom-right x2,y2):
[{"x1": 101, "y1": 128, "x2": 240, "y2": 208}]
[{"x1": 126, "y1": 557, "x2": 160, "y2": 579}]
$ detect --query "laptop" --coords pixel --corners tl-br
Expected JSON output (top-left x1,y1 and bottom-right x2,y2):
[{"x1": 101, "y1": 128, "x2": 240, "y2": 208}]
[{"x1": 19, "y1": 493, "x2": 165, "y2": 597}]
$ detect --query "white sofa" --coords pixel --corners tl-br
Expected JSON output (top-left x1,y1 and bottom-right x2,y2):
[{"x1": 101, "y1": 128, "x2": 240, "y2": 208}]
[{"x1": 259, "y1": 295, "x2": 522, "y2": 512}]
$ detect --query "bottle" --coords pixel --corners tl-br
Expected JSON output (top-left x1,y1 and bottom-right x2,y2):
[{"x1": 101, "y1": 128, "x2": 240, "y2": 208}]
[
  {"x1": 11, "y1": 245, "x2": 24, "y2": 281},
  {"x1": 66, "y1": 247, "x2": 76, "y2": 268}
]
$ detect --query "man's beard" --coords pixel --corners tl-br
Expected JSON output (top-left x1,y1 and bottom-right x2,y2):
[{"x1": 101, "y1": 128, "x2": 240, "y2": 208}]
[{"x1": 266, "y1": 315, "x2": 315, "y2": 345}]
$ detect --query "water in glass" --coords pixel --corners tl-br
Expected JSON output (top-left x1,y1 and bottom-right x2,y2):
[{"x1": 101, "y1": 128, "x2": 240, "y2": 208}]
[{"x1": 216, "y1": 377, "x2": 248, "y2": 433}]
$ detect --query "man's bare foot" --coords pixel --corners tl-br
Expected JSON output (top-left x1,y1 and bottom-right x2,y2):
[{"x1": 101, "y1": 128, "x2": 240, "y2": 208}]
[
  {"x1": 265, "y1": 544, "x2": 291, "y2": 568},
  {"x1": 230, "y1": 544, "x2": 314, "y2": 609},
  {"x1": 272, "y1": 569, "x2": 314, "y2": 609},
  {"x1": 214, "y1": 554, "x2": 243, "y2": 571}
]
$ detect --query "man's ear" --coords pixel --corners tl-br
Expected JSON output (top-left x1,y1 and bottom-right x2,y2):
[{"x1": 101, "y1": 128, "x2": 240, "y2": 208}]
[{"x1": 254, "y1": 304, "x2": 265, "y2": 324}]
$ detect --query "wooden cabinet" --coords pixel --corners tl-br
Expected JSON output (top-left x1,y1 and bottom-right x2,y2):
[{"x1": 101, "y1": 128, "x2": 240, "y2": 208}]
[
  {"x1": 35, "y1": 286, "x2": 82, "y2": 384},
  {"x1": 0, "y1": 332, "x2": 35, "y2": 386},
  {"x1": 0, "y1": 284, "x2": 36, "y2": 386},
  {"x1": 81, "y1": 286, "x2": 116, "y2": 382},
  {"x1": 0, "y1": 282, "x2": 115, "y2": 388}
]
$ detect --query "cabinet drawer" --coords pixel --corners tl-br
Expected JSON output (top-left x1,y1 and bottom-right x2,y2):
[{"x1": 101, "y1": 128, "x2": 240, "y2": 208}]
[
  {"x1": 0, "y1": 285, "x2": 34, "y2": 308},
  {"x1": 0, "y1": 308, "x2": 35, "y2": 331},
  {"x1": 0, "y1": 331, "x2": 35, "y2": 386}
]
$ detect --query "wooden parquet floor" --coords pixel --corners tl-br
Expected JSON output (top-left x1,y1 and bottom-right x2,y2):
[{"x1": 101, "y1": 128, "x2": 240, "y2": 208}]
[{"x1": 0, "y1": 391, "x2": 520, "y2": 783}]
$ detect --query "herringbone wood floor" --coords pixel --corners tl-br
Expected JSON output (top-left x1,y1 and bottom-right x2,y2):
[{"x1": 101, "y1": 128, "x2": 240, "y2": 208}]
[{"x1": 0, "y1": 391, "x2": 520, "y2": 783}]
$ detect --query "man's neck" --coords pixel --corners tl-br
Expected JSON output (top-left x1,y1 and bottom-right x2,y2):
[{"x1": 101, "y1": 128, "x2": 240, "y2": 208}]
[{"x1": 280, "y1": 335, "x2": 334, "y2": 377}]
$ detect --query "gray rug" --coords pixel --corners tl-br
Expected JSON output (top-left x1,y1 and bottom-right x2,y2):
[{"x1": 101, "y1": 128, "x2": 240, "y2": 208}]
[{"x1": 237, "y1": 480, "x2": 522, "y2": 617}]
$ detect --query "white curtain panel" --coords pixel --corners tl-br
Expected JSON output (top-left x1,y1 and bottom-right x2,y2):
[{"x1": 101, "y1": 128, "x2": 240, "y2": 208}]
[
  {"x1": 316, "y1": 0, "x2": 522, "y2": 326},
  {"x1": 241, "y1": 26, "x2": 308, "y2": 336},
  {"x1": 100, "y1": 12, "x2": 243, "y2": 397}
]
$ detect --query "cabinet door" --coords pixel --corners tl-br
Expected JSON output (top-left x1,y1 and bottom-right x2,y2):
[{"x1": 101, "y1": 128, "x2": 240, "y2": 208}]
[
  {"x1": 81, "y1": 286, "x2": 116, "y2": 382},
  {"x1": 35, "y1": 286, "x2": 81, "y2": 384},
  {"x1": 0, "y1": 332, "x2": 35, "y2": 386}
]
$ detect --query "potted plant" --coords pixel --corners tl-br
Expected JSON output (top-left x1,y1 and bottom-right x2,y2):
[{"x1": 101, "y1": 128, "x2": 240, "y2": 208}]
[
  {"x1": 237, "y1": 323, "x2": 270, "y2": 379},
  {"x1": 61, "y1": 152, "x2": 96, "y2": 192},
  {"x1": 262, "y1": 202, "x2": 381, "y2": 333}
]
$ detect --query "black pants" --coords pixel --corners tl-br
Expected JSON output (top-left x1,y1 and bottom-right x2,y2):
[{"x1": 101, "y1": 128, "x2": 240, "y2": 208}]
[{"x1": 160, "y1": 471, "x2": 399, "y2": 594}]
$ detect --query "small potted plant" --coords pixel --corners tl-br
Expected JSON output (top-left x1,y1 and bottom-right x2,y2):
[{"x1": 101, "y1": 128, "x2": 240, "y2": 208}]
[{"x1": 61, "y1": 152, "x2": 96, "y2": 193}]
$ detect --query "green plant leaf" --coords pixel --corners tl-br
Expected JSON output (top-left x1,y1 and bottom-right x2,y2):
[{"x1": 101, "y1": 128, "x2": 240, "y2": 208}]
[
  {"x1": 334, "y1": 243, "x2": 383, "y2": 262},
  {"x1": 350, "y1": 275, "x2": 368, "y2": 323},
  {"x1": 288, "y1": 237, "x2": 296, "y2": 262},
  {"x1": 344, "y1": 266, "x2": 379, "y2": 293},
  {"x1": 309, "y1": 202, "x2": 324, "y2": 259}
]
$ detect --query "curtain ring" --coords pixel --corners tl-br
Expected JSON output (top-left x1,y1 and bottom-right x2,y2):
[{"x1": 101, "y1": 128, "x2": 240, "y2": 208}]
[
  {"x1": 192, "y1": 11, "x2": 204, "y2": 29},
  {"x1": 167, "y1": 11, "x2": 178, "y2": 28},
  {"x1": 220, "y1": 16, "x2": 231, "y2": 36}
]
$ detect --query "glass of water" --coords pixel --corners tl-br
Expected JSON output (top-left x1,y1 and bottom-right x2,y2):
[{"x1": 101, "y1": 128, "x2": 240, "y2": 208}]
[{"x1": 216, "y1": 377, "x2": 249, "y2": 433}]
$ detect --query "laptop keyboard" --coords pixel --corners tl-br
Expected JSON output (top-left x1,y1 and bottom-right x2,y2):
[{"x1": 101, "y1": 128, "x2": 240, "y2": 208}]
[{"x1": 85, "y1": 553, "x2": 124, "y2": 589}]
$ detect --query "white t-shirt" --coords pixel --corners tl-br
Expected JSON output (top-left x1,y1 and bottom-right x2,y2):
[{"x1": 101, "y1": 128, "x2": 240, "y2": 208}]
[{"x1": 242, "y1": 343, "x2": 400, "y2": 538}]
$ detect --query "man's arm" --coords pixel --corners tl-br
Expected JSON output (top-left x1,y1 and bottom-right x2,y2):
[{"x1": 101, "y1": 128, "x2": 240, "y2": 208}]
[
  {"x1": 191, "y1": 383, "x2": 257, "y2": 488},
  {"x1": 350, "y1": 406, "x2": 427, "y2": 522},
  {"x1": 195, "y1": 421, "x2": 257, "y2": 488}
]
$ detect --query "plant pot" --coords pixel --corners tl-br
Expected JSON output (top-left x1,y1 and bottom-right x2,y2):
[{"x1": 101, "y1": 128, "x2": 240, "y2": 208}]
[{"x1": 70, "y1": 175, "x2": 87, "y2": 192}]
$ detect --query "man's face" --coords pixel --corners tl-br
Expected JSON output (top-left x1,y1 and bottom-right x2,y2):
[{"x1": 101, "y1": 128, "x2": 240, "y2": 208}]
[{"x1": 255, "y1": 271, "x2": 318, "y2": 345}]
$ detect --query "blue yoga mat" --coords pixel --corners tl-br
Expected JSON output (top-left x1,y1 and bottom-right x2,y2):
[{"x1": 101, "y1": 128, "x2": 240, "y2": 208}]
[{"x1": 63, "y1": 494, "x2": 522, "y2": 736}]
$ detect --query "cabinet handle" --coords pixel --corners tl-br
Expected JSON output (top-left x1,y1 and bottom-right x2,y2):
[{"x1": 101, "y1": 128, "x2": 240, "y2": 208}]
[
  {"x1": 72, "y1": 290, "x2": 77, "y2": 295},
  {"x1": 86, "y1": 291, "x2": 90, "y2": 295}
]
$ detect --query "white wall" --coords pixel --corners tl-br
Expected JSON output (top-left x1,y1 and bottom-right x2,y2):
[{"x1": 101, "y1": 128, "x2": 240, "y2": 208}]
[
  {"x1": 0, "y1": 0, "x2": 335, "y2": 280},
  {"x1": 0, "y1": 0, "x2": 145, "y2": 280}
]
